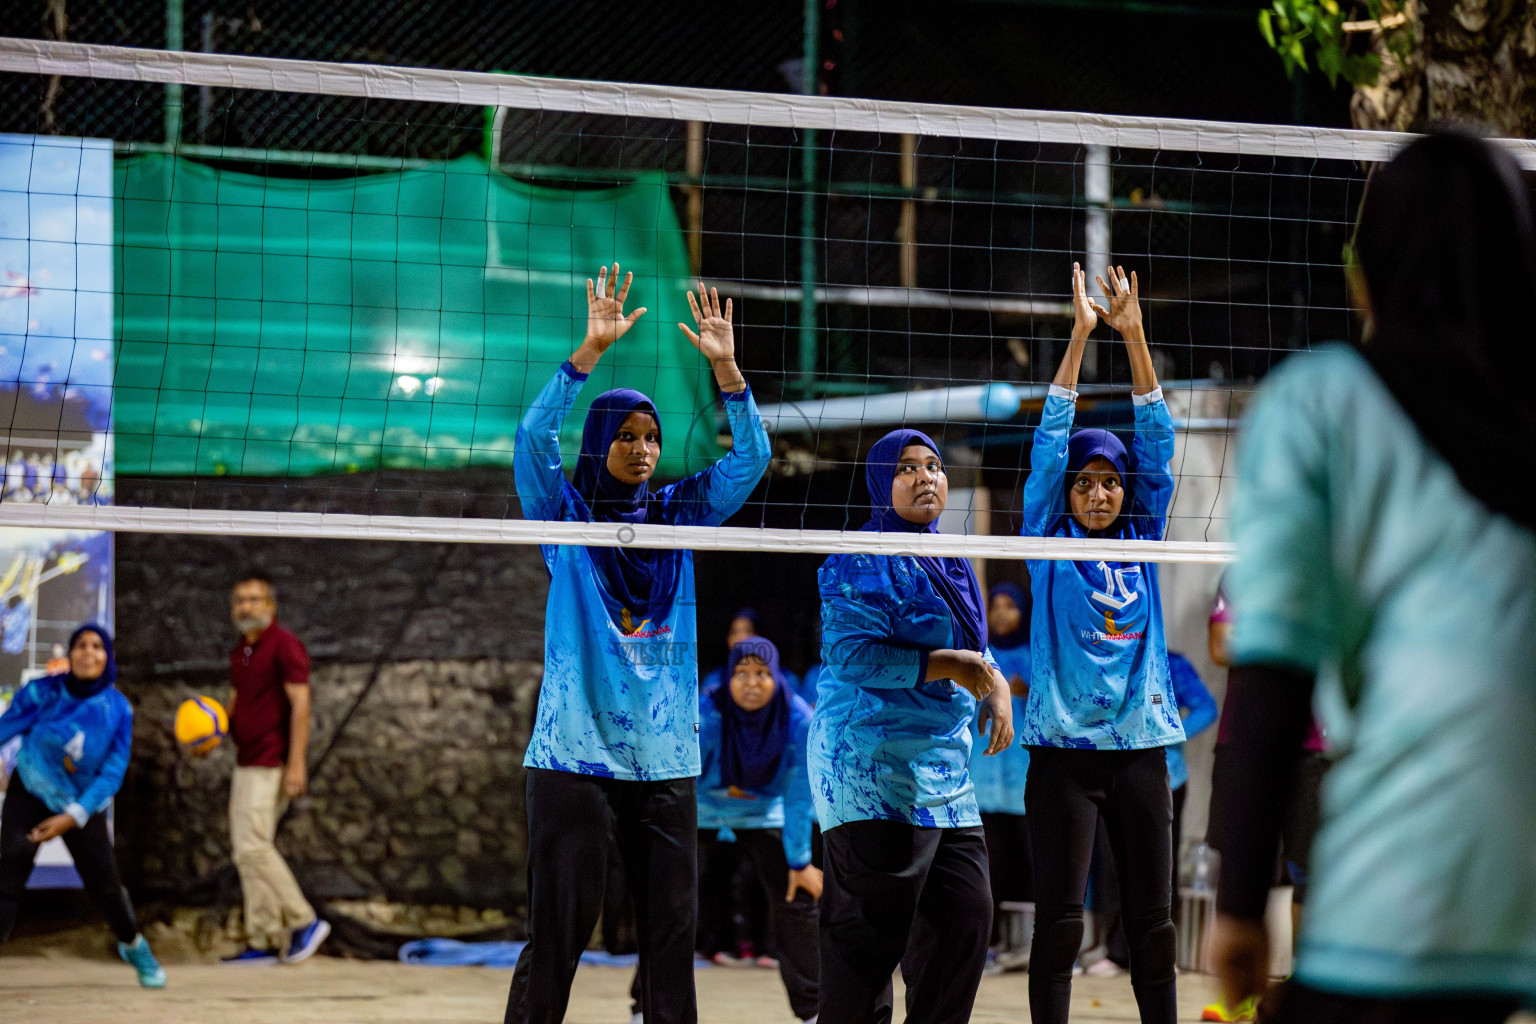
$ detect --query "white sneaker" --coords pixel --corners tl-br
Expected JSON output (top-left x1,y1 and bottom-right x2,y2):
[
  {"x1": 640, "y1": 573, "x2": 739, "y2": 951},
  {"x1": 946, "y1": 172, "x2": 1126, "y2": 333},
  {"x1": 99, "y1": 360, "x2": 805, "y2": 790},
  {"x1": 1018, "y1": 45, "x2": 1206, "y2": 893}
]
[
  {"x1": 1085, "y1": 957, "x2": 1125, "y2": 978},
  {"x1": 801, "y1": 1016, "x2": 818, "y2": 1024},
  {"x1": 994, "y1": 949, "x2": 1031, "y2": 973},
  {"x1": 629, "y1": 1013, "x2": 644, "y2": 1024}
]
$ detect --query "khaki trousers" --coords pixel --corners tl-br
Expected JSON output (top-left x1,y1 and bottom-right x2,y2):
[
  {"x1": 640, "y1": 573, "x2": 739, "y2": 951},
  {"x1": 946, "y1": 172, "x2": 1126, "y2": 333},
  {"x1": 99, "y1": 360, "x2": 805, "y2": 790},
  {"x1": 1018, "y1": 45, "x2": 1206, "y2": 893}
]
[{"x1": 229, "y1": 766, "x2": 314, "y2": 950}]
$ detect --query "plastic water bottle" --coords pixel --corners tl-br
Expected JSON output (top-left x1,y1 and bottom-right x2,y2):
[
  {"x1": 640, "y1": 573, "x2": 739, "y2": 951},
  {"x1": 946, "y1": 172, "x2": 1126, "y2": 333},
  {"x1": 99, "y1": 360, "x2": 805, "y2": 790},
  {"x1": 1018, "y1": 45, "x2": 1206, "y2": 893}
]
[{"x1": 1189, "y1": 842, "x2": 1217, "y2": 893}]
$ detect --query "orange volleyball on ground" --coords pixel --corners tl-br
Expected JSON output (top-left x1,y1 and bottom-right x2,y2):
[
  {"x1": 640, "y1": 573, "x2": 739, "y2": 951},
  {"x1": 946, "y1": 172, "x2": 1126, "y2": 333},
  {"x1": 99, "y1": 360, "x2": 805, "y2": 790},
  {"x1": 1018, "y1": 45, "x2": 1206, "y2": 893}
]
[{"x1": 174, "y1": 696, "x2": 229, "y2": 755}]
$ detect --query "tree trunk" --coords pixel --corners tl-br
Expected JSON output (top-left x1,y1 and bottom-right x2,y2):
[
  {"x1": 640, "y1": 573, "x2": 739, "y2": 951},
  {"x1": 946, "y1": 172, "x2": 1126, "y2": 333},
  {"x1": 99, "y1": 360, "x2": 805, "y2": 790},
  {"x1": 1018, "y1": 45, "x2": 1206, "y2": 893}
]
[{"x1": 1351, "y1": 0, "x2": 1536, "y2": 137}]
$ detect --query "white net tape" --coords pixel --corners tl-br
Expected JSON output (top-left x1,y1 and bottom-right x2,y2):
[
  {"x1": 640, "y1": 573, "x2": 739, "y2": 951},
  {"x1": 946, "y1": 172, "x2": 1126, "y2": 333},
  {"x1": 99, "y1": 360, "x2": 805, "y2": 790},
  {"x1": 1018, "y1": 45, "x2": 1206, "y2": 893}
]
[
  {"x1": 5, "y1": 39, "x2": 1536, "y2": 166},
  {"x1": 0, "y1": 502, "x2": 1234, "y2": 563}
]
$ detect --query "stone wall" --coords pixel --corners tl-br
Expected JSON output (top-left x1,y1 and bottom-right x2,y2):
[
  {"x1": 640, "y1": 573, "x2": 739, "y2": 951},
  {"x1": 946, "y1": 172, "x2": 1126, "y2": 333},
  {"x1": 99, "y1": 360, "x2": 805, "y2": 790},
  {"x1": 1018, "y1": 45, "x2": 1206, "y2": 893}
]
[
  {"x1": 110, "y1": 512, "x2": 553, "y2": 911},
  {"x1": 120, "y1": 659, "x2": 541, "y2": 908}
]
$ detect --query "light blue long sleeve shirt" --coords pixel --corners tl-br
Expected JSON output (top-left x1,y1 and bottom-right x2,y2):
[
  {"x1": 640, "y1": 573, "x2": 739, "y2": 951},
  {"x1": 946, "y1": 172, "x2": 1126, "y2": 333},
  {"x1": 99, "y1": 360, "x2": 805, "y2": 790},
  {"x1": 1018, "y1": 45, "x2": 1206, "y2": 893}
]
[
  {"x1": 697, "y1": 691, "x2": 816, "y2": 869},
  {"x1": 1230, "y1": 344, "x2": 1536, "y2": 999},
  {"x1": 969, "y1": 644, "x2": 1030, "y2": 814},
  {"x1": 1164, "y1": 651, "x2": 1218, "y2": 790},
  {"x1": 1018, "y1": 386, "x2": 1185, "y2": 750},
  {"x1": 513, "y1": 364, "x2": 771, "y2": 780},
  {"x1": 0, "y1": 675, "x2": 132, "y2": 827},
  {"x1": 809, "y1": 551, "x2": 1000, "y2": 830}
]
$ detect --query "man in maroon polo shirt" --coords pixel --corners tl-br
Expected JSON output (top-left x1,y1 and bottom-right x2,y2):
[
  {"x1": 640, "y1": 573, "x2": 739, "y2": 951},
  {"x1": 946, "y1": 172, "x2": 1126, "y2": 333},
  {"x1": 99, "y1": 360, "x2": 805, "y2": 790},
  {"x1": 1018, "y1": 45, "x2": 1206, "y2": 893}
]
[{"x1": 219, "y1": 573, "x2": 329, "y2": 965}]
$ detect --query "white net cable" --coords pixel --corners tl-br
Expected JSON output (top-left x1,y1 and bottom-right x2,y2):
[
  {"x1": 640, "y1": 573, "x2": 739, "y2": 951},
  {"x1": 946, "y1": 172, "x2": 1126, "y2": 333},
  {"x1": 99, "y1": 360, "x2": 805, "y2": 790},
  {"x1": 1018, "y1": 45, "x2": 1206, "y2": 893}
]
[{"x1": 5, "y1": 38, "x2": 1523, "y2": 562}]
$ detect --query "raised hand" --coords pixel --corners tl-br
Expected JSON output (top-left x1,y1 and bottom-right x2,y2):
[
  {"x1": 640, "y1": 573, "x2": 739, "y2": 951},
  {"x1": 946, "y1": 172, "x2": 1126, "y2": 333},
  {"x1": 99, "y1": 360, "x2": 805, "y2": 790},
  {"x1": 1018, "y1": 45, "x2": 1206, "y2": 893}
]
[
  {"x1": 1071, "y1": 262, "x2": 1097, "y2": 339},
  {"x1": 679, "y1": 281, "x2": 735, "y2": 362},
  {"x1": 585, "y1": 263, "x2": 648, "y2": 352},
  {"x1": 1092, "y1": 264, "x2": 1144, "y2": 340}
]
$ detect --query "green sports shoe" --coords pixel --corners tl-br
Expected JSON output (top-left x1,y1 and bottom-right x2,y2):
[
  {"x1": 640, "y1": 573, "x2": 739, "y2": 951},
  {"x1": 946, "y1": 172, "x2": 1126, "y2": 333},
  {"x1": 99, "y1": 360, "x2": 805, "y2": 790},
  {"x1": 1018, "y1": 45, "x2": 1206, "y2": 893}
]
[
  {"x1": 118, "y1": 935, "x2": 167, "y2": 988},
  {"x1": 1200, "y1": 997, "x2": 1257, "y2": 1022}
]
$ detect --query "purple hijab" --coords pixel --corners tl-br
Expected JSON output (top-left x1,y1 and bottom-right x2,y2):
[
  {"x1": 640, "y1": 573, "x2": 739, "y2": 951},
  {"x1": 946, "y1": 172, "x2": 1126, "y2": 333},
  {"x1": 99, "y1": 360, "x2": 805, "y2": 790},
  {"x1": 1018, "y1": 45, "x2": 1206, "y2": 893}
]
[
  {"x1": 860, "y1": 429, "x2": 987, "y2": 653},
  {"x1": 570, "y1": 388, "x2": 683, "y2": 624},
  {"x1": 987, "y1": 581, "x2": 1028, "y2": 651},
  {"x1": 714, "y1": 637, "x2": 792, "y2": 790}
]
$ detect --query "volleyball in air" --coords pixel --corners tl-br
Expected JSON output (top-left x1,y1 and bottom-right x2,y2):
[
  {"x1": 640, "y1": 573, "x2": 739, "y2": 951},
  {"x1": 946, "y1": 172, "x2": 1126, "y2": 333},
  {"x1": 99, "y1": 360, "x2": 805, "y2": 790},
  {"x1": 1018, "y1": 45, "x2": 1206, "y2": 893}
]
[{"x1": 175, "y1": 696, "x2": 229, "y2": 754}]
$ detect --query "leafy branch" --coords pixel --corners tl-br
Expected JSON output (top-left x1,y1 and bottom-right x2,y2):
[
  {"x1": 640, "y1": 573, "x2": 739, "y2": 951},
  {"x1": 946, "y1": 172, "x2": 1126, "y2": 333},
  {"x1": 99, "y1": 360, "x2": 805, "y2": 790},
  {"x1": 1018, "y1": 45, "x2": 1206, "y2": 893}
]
[{"x1": 1257, "y1": 0, "x2": 1415, "y2": 88}]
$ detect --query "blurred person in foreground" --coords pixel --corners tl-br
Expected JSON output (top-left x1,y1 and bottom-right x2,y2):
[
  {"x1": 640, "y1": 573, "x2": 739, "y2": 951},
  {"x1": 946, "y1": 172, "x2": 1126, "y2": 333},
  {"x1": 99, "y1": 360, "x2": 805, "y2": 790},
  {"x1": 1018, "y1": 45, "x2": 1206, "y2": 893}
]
[{"x1": 1210, "y1": 129, "x2": 1536, "y2": 1024}]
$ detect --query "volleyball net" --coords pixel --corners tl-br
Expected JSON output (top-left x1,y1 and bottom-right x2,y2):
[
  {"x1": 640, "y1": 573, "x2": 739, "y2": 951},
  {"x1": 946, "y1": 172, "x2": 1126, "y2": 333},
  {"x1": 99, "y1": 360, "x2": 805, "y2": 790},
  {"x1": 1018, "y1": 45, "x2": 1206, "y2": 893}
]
[{"x1": 4, "y1": 38, "x2": 1527, "y2": 563}]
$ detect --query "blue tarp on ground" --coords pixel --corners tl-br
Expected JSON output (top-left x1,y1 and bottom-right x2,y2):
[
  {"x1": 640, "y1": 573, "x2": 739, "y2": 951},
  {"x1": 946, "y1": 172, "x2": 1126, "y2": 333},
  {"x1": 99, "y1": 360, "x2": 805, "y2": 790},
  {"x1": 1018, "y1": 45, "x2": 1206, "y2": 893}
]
[{"x1": 398, "y1": 938, "x2": 642, "y2": 968}]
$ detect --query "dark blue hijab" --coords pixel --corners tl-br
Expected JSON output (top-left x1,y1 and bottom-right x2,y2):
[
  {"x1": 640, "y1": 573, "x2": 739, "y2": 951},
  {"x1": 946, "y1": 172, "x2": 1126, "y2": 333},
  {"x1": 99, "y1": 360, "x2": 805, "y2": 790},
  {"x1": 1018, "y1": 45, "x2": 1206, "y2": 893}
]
[
  {"x1": 860, "y1": 429, "x2": 987, "y2": 653},
  {"x1": 63, "y1": 622, "x2": 116, "y2": 699},
  {"x1": 729, "y1": 607, "x2": 758, "y2": 637},
  {"x1": 714, "y1": 637, "x2": 792, "y2": 790},
  {"x1": 987, "y1": 581, "x2": 1028, "y2": 650},
  {"x1": 570, "y1": 388, "x2": 683, "y2": 626},
  {"x1": 1065, "y1": 427, "x2": 1132, "y2": 537}
]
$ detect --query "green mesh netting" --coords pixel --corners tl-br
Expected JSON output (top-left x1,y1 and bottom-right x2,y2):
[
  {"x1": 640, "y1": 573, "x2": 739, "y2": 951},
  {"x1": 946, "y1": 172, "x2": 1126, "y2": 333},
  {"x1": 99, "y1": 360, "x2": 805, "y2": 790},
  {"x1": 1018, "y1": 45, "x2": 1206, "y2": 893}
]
[{"x1": 114, "y1": 154, "x2": 720, "y2": 479}]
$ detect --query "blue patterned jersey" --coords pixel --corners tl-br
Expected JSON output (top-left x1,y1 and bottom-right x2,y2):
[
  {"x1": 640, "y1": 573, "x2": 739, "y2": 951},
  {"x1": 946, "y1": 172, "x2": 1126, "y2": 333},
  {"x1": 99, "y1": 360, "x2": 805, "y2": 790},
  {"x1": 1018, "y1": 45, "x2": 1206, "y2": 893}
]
[
  {"x1": 1019, "y1": 386, "x2": 1185, "y2": 750},
  {"x1": 513, "y1": 365, "x2": 771, "y2": 780},
  {"x1": 0, "y1": 675, "x2": 132, "y2": 826},
  {"x1": 697, "y1": 690, "x2": 816, "y2": 868},
  {"x1": 810, "y1": 551, "x2": 1001, "y2": 830},
  {"x1": 1164, "y1": 651, "x2": 1218, "y2": 790}
]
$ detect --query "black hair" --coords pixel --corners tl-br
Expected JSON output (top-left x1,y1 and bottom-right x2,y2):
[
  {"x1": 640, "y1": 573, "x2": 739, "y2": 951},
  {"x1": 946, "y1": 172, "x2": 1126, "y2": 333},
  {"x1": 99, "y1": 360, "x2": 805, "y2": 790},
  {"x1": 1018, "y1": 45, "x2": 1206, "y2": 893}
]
[{"x1": 1353, "y1": 128, "x2": 1536, "y2": 530}]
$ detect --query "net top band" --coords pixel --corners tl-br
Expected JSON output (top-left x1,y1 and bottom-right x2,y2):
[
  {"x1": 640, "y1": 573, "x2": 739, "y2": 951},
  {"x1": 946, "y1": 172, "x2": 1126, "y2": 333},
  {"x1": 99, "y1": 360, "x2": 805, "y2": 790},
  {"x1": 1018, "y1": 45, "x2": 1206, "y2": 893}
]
[{"x1": 5, "y1": 37, "x2": 1535, "y2": 168}]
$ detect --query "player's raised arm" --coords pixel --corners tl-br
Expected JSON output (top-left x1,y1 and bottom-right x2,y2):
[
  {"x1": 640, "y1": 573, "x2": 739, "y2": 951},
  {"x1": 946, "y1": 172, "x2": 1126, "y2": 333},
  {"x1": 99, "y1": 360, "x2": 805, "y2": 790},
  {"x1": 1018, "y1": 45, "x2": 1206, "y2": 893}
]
[
  {"x1": 678, "y1": 280, "x2": 745, "y2": 393},
  {"x1": 658, "y1": 281, "x2": 769, "y2": 527},
  {"x1": 1090, "y1": 264, "x2": 1158, "y2": 395},
  {"x1": 516, "y1": 263, "x2": 650, "y2": 523},
  {"x1": 1052, "y1": 262, "x2": 1098, "y2": 393}
]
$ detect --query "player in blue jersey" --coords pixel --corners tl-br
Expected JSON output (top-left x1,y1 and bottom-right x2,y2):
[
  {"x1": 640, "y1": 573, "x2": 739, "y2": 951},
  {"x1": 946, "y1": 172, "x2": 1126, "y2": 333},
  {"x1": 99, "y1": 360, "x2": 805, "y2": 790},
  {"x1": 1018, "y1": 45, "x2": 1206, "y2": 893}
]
[
  {"x1": 632, "y1": 636, "x2": 819, "y2": 1022},
  {"x1": 971, "y1": 581, "x2": 1033, "y2": 965},
  {"x1": 1021, "y1": 263, "x2": 1183, "y2": 1024},
  {"x1": 700, "y1": 608, "x2": 804, "y2": 703},
  {"x1": 507, "y1": 266, "x2": 771, "y2": 1024},
  {"x1": 1210, "y1": 131, "x2": 1536, "y2": 1024},
  {"x1": 0, "y1": 624, "x2": 166, "y2": 988},
  {"x1": 811, "y1": 429, "x2": 1014, "y2": 1024}
]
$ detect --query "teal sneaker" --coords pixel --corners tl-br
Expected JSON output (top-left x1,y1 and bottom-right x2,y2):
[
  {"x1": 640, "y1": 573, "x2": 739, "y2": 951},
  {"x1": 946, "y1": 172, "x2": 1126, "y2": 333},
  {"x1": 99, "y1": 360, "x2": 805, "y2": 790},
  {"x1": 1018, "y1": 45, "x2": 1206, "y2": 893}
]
[{"x1": 118, "y1": 935, "x2": 167, "y2": 988}]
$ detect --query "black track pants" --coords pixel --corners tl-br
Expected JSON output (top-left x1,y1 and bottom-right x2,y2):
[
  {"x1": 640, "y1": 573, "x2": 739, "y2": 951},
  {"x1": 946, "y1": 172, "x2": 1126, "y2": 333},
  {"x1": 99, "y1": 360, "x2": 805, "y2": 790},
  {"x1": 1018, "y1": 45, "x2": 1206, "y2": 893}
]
[
  {"x1": 506, "y1": 768, "x2": 698, "y2": 1024},
  {"x1": 819, "y1": 820, "x2": 991, "y2": 1024},
  {"x1": 1026, "y1": 746, "x2": 1176, "y2": 1024}
]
